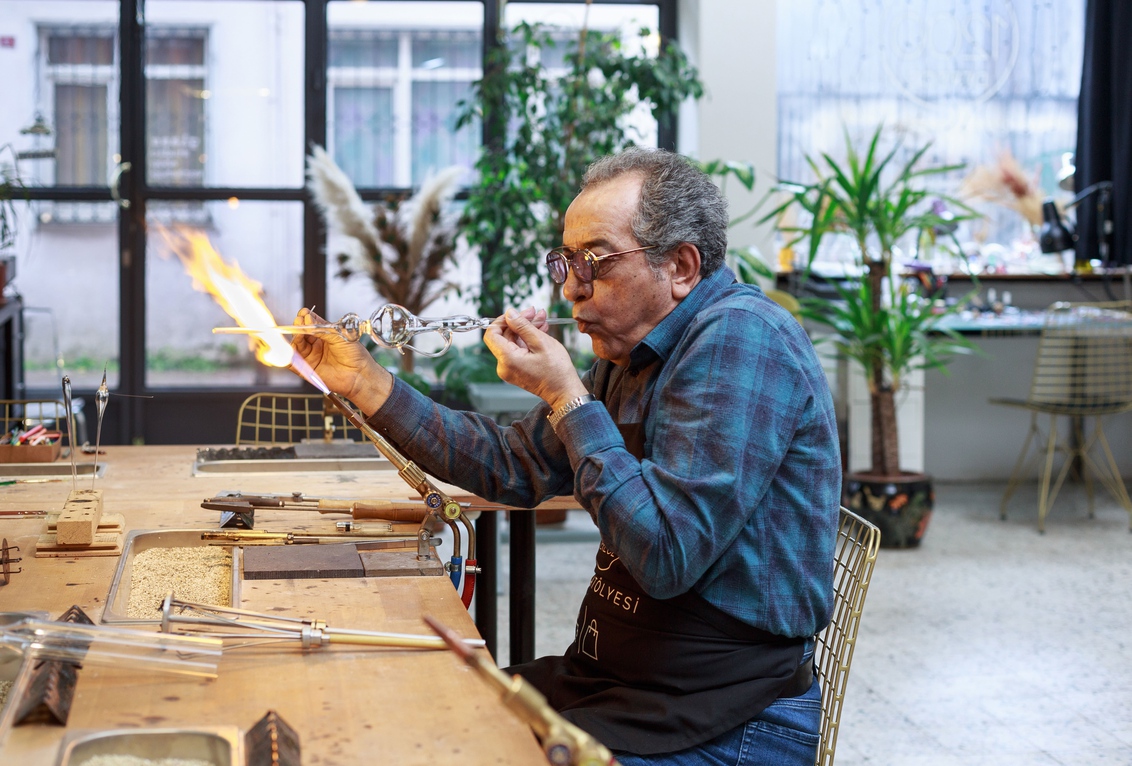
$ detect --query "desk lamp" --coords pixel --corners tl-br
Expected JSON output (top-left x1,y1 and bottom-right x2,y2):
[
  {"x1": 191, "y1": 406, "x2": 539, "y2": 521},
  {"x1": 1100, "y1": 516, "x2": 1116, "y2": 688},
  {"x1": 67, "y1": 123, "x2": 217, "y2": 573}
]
[{"x1": 1038, "y1": 180, "x2": 1128, "y2": 298}]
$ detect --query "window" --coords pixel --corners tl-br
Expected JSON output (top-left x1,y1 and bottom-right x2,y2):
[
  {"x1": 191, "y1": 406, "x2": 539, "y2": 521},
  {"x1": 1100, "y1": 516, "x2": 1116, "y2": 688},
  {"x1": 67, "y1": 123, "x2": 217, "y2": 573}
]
[
  {"x1": 43, "y1": 27, "x2": 117, "y2": 195},
  {"x1": 777, "y1": 0, "x2": 1084, "y2": 255},
  {"x1": 146, "y1": 29, "x2": 208, "y2": 188},
  {"x1": 38, "y1": 25, "x2": 209, "y2": 223},
  {"x1": 327, "y1": 27, "x2": 481, "y2": 187}
]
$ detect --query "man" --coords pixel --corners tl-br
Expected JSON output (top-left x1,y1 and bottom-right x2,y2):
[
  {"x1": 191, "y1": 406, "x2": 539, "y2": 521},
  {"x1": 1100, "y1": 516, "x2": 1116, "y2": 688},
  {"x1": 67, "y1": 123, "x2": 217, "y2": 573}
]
[{"x1": 292, "y1": 148, "x2": 841, "y2": 765}]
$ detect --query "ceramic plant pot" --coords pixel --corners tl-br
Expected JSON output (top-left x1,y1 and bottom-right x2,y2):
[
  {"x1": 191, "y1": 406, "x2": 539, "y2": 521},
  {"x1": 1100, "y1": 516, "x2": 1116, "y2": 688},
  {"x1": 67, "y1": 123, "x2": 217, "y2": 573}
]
[{"x1": 843, "y1": 472, "x2": 934, "y2": 548}]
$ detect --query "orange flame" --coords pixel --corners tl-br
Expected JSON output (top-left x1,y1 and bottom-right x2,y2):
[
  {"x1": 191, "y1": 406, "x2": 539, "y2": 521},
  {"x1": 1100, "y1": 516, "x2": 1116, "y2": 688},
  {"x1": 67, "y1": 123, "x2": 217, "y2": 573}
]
[
  {"x1": 163, "y1": 229, "x2": 293, "y2": 367},
  {"x1": 161, "y1": 228, "x2": 328, "y2": 393}
]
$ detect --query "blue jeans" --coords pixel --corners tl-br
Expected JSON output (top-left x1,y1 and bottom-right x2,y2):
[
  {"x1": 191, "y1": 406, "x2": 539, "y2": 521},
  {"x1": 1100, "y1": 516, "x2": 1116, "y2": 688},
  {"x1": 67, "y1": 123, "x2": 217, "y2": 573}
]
[{"x1": 612, "y1": 677, "x2": 822, "y2": 766}]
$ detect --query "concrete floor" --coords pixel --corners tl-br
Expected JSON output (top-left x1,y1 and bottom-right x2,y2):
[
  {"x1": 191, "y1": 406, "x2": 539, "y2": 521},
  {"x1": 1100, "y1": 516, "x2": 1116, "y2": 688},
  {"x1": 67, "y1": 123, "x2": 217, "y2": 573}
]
[{"x1": 489, "y1": 481, "x2": 1132, "y2": 765}]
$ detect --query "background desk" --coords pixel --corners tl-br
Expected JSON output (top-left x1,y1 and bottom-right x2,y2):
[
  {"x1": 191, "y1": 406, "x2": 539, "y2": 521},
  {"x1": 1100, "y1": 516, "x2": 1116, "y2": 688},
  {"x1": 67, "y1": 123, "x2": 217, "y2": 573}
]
[{"x1": 0, "y1": 445, "x2": 546, "y2": 765}]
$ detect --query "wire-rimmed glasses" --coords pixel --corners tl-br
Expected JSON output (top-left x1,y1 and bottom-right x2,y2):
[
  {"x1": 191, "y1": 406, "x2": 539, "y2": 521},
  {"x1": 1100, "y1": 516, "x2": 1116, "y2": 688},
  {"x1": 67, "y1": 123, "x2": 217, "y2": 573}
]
[{"x1": 545, "y1": 245, "x2": 653, "y2": 284}]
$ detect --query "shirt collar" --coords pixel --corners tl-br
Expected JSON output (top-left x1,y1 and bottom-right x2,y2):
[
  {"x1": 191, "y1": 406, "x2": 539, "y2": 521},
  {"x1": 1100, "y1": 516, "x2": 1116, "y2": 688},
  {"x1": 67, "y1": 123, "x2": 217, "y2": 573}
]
[{"x1": 627, "y1": 265, "x2": 738, "y2": 372}]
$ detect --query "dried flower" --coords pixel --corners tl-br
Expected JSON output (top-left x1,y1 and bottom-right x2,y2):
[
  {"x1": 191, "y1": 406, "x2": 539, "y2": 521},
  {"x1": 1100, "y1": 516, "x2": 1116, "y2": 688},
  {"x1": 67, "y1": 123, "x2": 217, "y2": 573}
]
[
  {"x1": 959, "y1": 151, "x2": 1044, "y2": 226},
  {"x1": 306, "y1": 146, "x2": 465, "y2": 370}
]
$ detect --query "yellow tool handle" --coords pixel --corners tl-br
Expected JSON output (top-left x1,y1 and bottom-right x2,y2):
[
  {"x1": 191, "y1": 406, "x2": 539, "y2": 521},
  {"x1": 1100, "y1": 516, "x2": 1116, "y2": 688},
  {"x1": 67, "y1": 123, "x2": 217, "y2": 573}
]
[{"x1": 326, "y1": 633, "x2": 447, "y2": 649}]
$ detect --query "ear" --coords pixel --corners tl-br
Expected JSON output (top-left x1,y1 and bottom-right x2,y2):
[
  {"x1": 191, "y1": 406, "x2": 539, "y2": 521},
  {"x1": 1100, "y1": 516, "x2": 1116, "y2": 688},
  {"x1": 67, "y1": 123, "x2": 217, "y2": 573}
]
[{"x1": 668, "y1": 242, "x2": 702, "y2": 300}]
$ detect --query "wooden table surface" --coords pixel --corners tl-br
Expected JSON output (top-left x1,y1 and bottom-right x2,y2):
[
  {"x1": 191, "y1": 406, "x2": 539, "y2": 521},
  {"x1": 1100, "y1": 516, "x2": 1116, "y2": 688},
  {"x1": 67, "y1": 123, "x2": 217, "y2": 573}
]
[{"x1": 0, "y1": 445, "x2": 546, "y2": 765}]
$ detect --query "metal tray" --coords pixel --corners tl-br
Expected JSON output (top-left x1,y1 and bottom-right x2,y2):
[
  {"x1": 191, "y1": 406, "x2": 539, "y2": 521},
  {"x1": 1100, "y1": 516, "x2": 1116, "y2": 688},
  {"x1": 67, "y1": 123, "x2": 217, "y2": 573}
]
[
  {"x1": 192, "y1": 456, "x2": 390, "y2": 476},
  {"x1": 101, "y1": 530, "x2": 242, "y2": 626},
  {"x1": 0, "y1": 461, "x2": 104, "y2": 478},
  {"x1": 56, "y1": 726, "x2": 242, "y2": 766}
]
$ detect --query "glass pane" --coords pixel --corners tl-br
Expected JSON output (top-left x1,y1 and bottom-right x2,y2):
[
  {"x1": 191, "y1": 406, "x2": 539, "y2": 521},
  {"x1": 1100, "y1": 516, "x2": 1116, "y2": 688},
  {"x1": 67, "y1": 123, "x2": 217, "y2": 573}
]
[
  {"x1": 330, "y1": 31, "x2": 399, "y2": 68},
  {"x1": 3, "y1": 2, "x2": 120, "y2": 392},
  {"x1": 777, "y1": 0, "x2": 1085, "y2": 254},
  {"x1": 145, "y1": 200, "x2": 304, "y2": 388},
  {"x1": 145, "y1": 1, "x2": 306, "y2": 188},
  {"x1": 412, "y1": 31, "x2": 480, "y2": 69},
  {"x1": 20, "y1": 198, "x2": 120, "y2": 391},
  {"x1": 502, "y1": 3, "x2": 662, "y2": 150},
  {"x1": 147, "y1": 78, "x2": 206, "y2": 186},
  {"x1": 412, "y1": 80, "x2": 476, "y2": 185},
  {"x1": 333, "y1": 87, "x2": 395, "y2": 187},
  {"x1": 48, "y1": 33, "x2": 115, "y2": 66},
  {"x1": 504, "y1": 3, "x2": 660, "y2": 36},
  {"x1": 328, "y1": 1, "x2": 483, "y2": 188},
  {"x1": 146, "y1": 34, "x2": 205, "y2": 66},
  {"x1": 55, "y1": 84, "x2": 109, "y2": 185}
]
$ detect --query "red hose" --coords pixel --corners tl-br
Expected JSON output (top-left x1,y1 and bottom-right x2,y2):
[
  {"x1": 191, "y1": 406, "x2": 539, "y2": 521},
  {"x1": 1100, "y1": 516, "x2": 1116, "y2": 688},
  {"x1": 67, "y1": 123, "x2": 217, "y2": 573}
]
[{"x1": 460, "y1": 559, "x2": 477, "y2": 609}]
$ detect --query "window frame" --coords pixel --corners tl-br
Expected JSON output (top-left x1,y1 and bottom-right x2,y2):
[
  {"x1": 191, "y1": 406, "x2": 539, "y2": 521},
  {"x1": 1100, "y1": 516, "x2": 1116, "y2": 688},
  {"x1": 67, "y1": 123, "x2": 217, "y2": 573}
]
[{"x1": 16, "y1": 0, "x2": 678, "y2": 444}]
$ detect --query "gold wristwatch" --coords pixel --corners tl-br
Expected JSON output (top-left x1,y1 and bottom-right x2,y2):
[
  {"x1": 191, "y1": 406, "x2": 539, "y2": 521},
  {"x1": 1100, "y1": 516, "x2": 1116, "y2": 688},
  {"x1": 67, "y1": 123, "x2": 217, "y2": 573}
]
[{"x1": 547, "y1": 394, "x2": 595, "y2": 429}]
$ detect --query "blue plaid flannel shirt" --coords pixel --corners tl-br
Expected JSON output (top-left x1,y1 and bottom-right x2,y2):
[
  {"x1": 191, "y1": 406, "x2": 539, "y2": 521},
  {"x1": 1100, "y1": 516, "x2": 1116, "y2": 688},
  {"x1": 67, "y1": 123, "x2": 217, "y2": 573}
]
[{"x1": 369, "y1": 265, "x2": 841, "y2": 637}]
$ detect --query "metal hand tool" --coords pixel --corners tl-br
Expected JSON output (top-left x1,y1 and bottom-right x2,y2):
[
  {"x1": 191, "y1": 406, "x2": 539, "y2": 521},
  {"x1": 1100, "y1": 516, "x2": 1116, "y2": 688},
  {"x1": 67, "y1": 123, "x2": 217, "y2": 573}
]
[
  {"x1": 161, "y1": 595, "x2": 486, "y2": 651},
  {"x1": 200, "y1": 530, "x2": 417, "y2": 546},
  {"x1": 424, "y1": 615, "x2": 618, "y2": 766}
]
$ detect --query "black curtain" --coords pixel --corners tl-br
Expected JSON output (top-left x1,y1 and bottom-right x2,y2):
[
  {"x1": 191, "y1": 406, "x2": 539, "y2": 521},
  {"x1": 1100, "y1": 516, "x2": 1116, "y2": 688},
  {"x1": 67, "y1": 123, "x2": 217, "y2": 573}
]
[{"x1": 1075, "y1": 0, "x2": 1132, "y2": 266}]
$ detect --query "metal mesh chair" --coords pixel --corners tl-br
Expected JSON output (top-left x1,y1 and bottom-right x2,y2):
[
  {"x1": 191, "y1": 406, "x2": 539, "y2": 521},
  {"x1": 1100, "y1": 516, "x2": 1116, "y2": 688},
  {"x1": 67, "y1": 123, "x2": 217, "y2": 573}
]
[
  {"x1": 989, "y1": 301, "x2": 1132, "y2": 532},
  {"x1": 814, "y1": 505, "x2": 881, "y2": 766},
  {"x1": 0, "y1": 399, "x2": 72, "y2": 444},
  {"x1": 235, "y1": 392, "x2": 365, "y2": 446}
]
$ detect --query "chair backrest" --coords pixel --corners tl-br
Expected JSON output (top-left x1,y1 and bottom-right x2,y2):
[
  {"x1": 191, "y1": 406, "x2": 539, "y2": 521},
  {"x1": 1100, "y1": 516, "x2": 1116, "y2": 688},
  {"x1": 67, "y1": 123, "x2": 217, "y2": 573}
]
[
  {"x1": 235, "y1": 393, "x2": 365, "y2": 445},
  {"x1": 814, "y1": 506, "x2": 881, "y2": 766},
  {"x1": 1028, "y1": 301, "x2": 1132, "y2": 411}
]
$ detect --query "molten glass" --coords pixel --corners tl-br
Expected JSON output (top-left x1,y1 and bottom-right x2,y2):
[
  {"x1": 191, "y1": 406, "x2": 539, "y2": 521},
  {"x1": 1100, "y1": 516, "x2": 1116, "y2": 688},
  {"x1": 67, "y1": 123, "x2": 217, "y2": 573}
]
[{"x1": 214, "y1": 303, "x2": 574, "y2": 357}]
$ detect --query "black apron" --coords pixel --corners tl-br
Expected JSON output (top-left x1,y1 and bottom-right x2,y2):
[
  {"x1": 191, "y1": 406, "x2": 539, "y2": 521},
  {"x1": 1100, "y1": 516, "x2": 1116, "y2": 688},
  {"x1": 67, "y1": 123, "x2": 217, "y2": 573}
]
[{"x1": 508, "y1": 422, "x2": 805, "y2": 755}]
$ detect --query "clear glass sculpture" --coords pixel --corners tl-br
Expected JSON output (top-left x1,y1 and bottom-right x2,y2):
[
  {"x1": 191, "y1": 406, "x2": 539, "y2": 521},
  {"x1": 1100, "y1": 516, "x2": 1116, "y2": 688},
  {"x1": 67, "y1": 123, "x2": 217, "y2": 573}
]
[{"x1": 214, "y1": 303, "x2": 573, "y2": 357}]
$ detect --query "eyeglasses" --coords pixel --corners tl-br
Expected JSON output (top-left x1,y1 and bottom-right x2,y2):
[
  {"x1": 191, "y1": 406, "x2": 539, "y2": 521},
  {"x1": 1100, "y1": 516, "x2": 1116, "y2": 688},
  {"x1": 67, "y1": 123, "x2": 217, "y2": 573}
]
[{"x1": 545, "y1": 245, "x2": 653, "y2": 284}]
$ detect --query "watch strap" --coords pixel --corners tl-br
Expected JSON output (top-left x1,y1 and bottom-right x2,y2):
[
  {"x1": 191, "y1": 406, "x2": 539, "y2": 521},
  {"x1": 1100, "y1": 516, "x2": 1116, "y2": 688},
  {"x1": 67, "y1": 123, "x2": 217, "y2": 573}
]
[{"x1": 547, "y1": 394, "x2": 596, "y2": 429}]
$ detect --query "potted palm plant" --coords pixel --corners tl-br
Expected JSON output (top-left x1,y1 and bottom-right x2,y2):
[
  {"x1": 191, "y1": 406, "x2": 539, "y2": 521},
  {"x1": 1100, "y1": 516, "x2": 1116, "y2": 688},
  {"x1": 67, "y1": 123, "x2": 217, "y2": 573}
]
[{"x1": 768, "y1": 126, "x2": 978, "y2": 547}]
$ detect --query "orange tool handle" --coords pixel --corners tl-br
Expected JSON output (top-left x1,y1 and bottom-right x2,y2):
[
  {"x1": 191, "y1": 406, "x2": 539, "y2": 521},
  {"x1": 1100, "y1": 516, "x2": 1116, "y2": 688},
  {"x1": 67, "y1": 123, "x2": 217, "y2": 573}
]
[{"x1": 318, "y1": 499, "x2": 432, "y2": 522}]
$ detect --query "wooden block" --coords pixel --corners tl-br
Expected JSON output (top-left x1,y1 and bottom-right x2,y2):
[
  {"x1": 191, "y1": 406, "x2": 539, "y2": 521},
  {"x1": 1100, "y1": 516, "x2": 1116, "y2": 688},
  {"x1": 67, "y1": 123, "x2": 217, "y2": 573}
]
[
  {"x1": 55, "y1": 489, "x2": 103, "y2": 545},
  {"x1": 358, "y1": 549, "x2": 445, "y2": 578},
  {"x1": 46, "y1": 512, "x2": 123, "y2": 533},
  {"x1": 35, "y1": 530, "x2": 122, "y2": 557},
  {"x1": 0, "y1": 442, "x2": 62, "y2": 463},
  {"x1": 242, "y1": 543, "x2": 365, "y2": 580}
]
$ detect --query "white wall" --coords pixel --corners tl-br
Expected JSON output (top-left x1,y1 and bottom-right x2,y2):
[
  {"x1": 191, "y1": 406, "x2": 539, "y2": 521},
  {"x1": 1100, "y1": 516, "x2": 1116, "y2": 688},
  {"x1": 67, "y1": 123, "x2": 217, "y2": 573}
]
[{"x1": 679, "y1": 0, "x2": 778, "y2": 278}]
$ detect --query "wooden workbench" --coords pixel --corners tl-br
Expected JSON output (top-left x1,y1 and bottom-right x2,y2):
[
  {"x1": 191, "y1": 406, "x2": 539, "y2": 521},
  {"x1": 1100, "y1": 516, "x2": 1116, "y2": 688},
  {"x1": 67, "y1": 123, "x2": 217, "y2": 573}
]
[{"x1": 0, "y1": 445, "x2": 546, "y2": 764}]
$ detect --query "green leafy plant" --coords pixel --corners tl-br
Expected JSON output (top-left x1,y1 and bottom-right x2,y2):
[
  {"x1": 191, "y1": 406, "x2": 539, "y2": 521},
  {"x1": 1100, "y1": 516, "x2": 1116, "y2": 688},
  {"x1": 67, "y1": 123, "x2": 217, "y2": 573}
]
[
  {"x1": 0, "y1": 144, "x2": 26, "y2": 252},
  {"x1": 699, "y1": 159, "x2": 775, "y2": 284},
  {"x1": 457, "y1": 21, "x2": 703, "y2": 315},
  {"x1": 766, "y1": 126, "x2": 979, "y2": 477}
]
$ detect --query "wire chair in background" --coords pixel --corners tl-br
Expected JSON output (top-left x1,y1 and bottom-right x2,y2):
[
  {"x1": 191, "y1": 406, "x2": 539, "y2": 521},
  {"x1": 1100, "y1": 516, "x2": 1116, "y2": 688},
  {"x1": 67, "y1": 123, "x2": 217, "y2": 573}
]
[
  {"x1": 989, "y1": 301, "x2": 1132, "y2": 532},
  {"x1": 0, "y1": 398, "x2": 76, "y2": 443},
  {"x1": 813, "y1": 505, "x2": 881, "y2": 766},
  {"x1": 234, "y1": 393, "x2": 365, "y2": 446}
]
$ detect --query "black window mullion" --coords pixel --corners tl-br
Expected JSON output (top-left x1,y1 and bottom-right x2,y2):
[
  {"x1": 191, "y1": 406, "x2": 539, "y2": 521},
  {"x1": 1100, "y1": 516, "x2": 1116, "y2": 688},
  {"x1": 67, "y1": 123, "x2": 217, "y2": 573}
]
[
  {"x1": 304, "y1": 0, "x2": 329, "y2": 315},
  {"x1": 119, "y1": 0, "x2": 147, "y2": 442}
]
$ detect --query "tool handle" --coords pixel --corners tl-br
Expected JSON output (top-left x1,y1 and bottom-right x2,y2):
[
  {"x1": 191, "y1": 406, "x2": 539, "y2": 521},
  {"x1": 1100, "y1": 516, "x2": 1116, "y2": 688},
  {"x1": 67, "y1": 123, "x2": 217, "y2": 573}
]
[
  {"x1": 326, "y1": 633, "x2": 447, "y2": 649},
  {"x1": 351, "y1": 503, "x2": 431, "y2": 522},
  {"x1": 317, "y1": 498, "x2": 368, "y2": 511}
]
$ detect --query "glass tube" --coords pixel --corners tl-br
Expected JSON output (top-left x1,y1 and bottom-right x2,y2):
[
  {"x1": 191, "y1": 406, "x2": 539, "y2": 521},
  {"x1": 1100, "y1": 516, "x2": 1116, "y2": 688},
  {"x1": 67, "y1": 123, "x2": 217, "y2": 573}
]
[{"x1": 0, "y1": 619, "x2": 223, "y2": 678}]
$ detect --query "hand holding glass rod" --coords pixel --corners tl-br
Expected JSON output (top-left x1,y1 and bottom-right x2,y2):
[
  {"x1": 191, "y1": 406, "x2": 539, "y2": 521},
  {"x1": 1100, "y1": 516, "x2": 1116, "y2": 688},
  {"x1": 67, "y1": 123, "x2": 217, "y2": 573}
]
[{"x1": 212, "y1": 303, "x2": 575, "y2": 357}]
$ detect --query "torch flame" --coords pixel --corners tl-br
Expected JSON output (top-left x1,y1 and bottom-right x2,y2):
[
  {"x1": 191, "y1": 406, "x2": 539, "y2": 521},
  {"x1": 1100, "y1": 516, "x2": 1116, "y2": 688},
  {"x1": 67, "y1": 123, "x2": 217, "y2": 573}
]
[{"x1": 161, "y1": 227, "x2": 328, "y2": 392}]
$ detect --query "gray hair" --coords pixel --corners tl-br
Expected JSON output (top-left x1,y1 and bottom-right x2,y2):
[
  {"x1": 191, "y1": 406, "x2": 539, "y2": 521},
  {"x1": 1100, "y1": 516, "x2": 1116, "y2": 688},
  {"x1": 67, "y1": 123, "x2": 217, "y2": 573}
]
[{"x1": 581, "y1": 148, "x2": 729, "y2": 277}]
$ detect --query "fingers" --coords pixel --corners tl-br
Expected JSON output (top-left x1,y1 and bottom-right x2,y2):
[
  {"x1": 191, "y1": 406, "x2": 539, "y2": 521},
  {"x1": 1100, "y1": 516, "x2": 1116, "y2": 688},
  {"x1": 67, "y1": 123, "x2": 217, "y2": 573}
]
[{"x1": 503, "y1": 308, "x2": 548, "y2": 345}]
